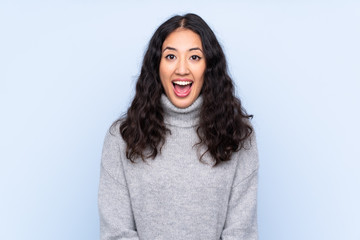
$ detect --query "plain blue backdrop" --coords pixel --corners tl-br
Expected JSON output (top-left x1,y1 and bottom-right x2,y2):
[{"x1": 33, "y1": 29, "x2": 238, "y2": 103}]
[{"x1": 1, "y1": 1, "x2": 359, "y2": 239}]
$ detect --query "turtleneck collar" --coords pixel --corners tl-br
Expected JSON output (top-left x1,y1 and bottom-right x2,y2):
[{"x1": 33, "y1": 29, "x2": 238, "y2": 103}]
[{"x1": 161, "y1": 94, "x2": 203, "y2": 128}]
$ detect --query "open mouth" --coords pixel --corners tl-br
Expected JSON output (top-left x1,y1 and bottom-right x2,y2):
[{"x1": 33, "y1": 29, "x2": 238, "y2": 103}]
[{"x1": 172, "y1": 80, "x2": 193, "y2": 97}]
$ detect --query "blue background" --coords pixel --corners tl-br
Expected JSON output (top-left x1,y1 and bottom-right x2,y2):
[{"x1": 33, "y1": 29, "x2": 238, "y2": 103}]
[{"x1": 1, "y1": 1, "x2": 359, "y2": 239}]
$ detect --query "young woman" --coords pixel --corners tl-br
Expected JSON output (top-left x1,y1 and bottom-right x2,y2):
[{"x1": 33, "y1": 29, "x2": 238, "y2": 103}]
[{"x1": 98, "y1": 13, "x2": 259, "y2": 240}]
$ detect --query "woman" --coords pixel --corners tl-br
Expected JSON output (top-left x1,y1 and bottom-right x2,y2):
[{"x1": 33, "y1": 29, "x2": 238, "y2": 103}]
[{"x1": 98, "y1": 13, "x2": 259, "y2": 240}]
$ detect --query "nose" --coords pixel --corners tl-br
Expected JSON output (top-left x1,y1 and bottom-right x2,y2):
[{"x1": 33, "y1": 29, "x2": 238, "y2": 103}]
[{"x1": 175, "y1": 58, "x2": 190, "y2": 75}]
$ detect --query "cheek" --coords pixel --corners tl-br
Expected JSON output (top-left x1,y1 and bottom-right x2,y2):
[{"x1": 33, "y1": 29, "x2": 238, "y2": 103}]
[
  {"x1": 159, "y1": 64, "x2": 172, "y2": 92},
  {"x1": 159, "y1": 62, "x2": 170, "y2": 81},
  {"x1": 196, "y1": 65, "x2": 206, "y2": 90},
  {"x1": 159, "y1": 64, "x2": 166, "y2": 84},
  {"x1": 197, "y1": 64, "x2": 206, "y2": 81},
  {"x1": 159, "y1": 62, "x2": 164, "y2": 79}
]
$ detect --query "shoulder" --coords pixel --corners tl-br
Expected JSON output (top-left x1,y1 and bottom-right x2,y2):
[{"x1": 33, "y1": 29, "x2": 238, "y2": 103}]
[
  {"x1": 232, "y1": 120, "x2": 259, "y2": 186},
  {"x1": 103, "y1": 118, "x2": 128, "y2": 146},
  {"x1": 101, "y1": 120, "x2": 127, "y2": 175}
]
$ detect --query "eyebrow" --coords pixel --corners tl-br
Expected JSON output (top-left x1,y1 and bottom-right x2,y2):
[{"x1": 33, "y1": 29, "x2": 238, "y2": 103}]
[{"x1": 162, "y1": 46, "x2": 203, "y2": 53}]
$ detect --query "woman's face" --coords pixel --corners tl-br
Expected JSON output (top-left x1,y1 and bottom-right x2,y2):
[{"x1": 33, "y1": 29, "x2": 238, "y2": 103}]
[{"x1": 159, "y1": 28, "x2": 206, "y2": 108}]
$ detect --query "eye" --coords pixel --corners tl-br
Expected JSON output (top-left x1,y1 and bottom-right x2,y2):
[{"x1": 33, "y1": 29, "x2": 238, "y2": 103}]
[
  {"x1": 165, "y1": 54, "x2": 176, "y2": 60},
  {"x1": 190, "y1": 55, "x2": 201, "y2": 61}
]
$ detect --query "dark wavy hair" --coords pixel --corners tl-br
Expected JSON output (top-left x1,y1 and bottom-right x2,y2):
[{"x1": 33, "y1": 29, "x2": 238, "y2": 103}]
[{"x1": 113, "y1": 13, "x2": 253, "y2": 166}]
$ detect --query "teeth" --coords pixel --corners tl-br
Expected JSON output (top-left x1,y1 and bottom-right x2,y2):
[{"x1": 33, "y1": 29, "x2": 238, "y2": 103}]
[{"x1": 173, "y1": 81, "x2": 192, "y2": 86}]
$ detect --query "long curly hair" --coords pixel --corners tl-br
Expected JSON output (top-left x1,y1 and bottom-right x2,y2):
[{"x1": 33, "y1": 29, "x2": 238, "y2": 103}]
[{"x1": 113, "y1": 13, "x2": 253, "y2": 166}]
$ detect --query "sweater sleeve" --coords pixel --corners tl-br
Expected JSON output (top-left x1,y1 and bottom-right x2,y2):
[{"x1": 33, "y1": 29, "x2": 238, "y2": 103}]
[
  {"x1": 98, "y1": 128, "x2": 140, "y2": 240},
  {"x1": 220, "y1": 132, "x2": 259, "y2": 240}
]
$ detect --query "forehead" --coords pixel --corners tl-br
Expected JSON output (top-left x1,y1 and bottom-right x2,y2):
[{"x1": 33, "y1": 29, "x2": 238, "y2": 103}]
[{"x1": 162, "y1": 28, "x2": 203, "y2": 50}]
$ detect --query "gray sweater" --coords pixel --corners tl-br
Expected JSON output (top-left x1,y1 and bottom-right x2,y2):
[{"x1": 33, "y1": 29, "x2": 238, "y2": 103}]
[{"x1": 98, "y1": 95, "x2": 259, "y2": 240}]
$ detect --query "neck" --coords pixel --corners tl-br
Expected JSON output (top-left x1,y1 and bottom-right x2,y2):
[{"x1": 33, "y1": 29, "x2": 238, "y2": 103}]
[{"x1": 161, "y1": 94, "x2": 203, "y2": 128}]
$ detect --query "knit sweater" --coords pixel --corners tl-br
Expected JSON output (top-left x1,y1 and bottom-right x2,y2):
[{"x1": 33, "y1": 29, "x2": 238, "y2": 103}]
[{"x1": 98, "y1": 95, "x2": 259, "y2": 240}]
